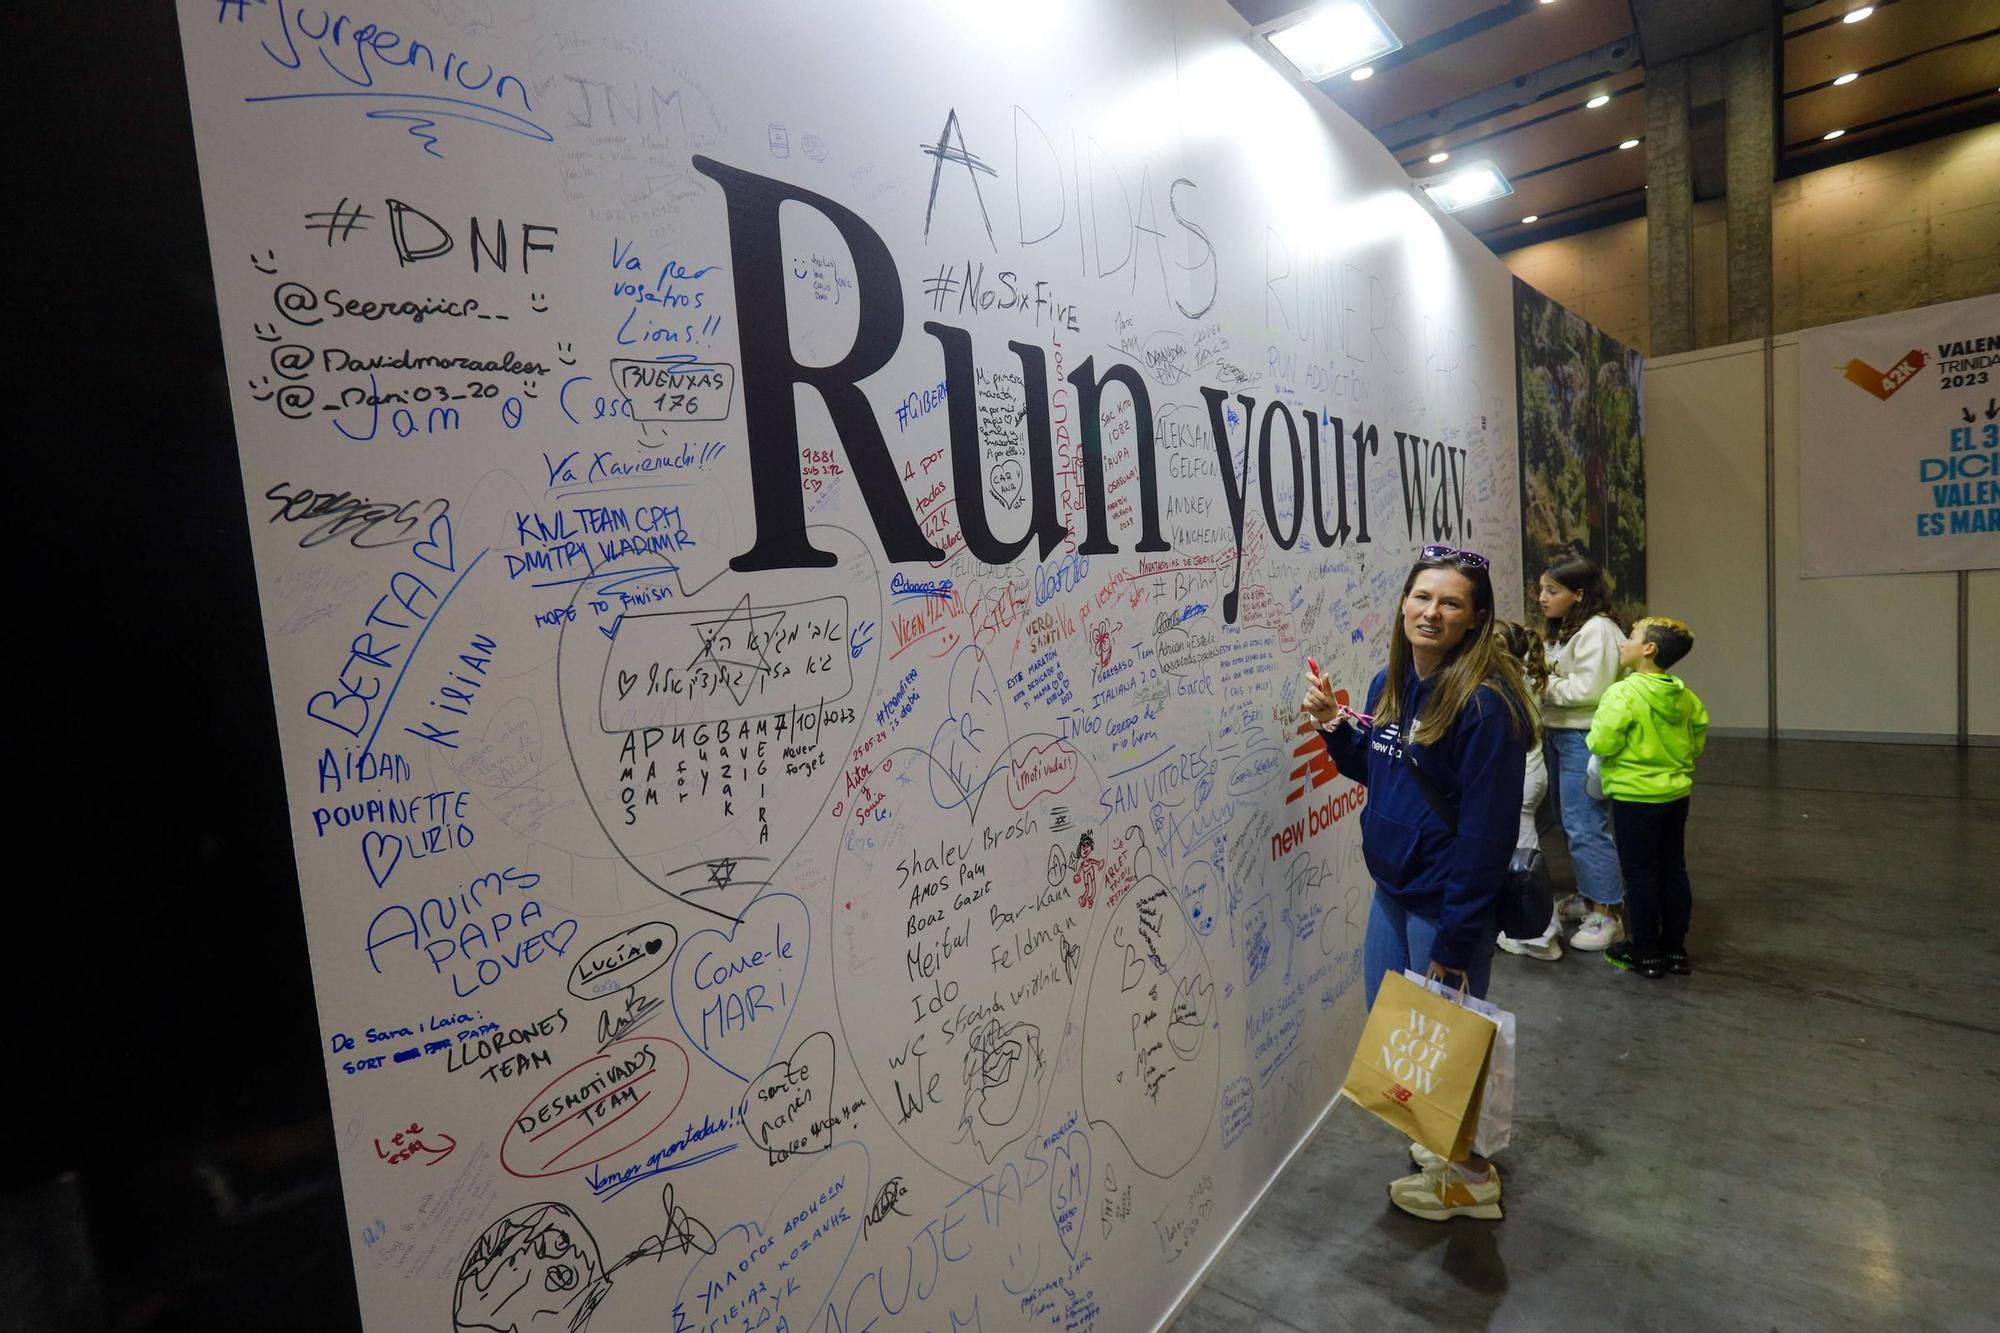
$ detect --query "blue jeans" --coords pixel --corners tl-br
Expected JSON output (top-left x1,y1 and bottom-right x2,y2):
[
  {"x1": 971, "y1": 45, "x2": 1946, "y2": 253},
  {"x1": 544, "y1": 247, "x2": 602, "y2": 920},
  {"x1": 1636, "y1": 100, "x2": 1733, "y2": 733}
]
[
  {"x1": 1363, "y1": 889, "x2": 1493, "y2": 1010},
  {"x1": 1544, "y1": 727, "x2": 1624, "y2": 907}
]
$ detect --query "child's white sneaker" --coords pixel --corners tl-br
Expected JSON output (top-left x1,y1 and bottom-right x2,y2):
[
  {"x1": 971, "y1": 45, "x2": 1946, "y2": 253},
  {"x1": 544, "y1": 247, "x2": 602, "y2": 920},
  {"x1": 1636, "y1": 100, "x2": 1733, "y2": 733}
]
[
  {"x1": 1556, "y1": 892, "x2": 1589, "y2": 925},
  {"x1": 1570, "y1": 910, "x2": 1624, "y2": 951},
  {"x1": 1497, "y1": 933, "x2": 1563, "y2": 961}
]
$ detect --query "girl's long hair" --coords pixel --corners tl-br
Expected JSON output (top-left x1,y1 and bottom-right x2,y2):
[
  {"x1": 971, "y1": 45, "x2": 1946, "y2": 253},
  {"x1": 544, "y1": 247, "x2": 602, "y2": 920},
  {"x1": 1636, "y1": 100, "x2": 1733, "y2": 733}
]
[
  {"x1": 1493, "y1": 621, "x2": 1548, "y2": 745},
  {"x1": 1541, "y1": 553, "x2": 1617, "y2": 645},
  {"x1": 1379, "y1": 553, "x2": 1537, "y2": 747}
]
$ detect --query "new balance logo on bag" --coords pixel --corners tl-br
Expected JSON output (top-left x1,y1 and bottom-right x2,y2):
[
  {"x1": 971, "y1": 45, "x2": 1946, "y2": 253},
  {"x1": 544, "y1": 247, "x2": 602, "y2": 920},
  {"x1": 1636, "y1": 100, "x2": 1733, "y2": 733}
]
[{"x1": 1382, "y1": 1009, "x2": 1452, "y2": 1096}]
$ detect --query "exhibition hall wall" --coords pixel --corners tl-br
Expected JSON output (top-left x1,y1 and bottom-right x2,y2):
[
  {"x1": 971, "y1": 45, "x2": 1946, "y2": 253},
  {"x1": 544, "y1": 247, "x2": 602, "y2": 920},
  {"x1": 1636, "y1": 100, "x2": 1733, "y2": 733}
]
[
  {"x1": 1647, "y1": 331, "x2": 1999, "y2": 742},
  {"x1": 1503, "y1": 122, "x2": 2000, "y2": 357}
]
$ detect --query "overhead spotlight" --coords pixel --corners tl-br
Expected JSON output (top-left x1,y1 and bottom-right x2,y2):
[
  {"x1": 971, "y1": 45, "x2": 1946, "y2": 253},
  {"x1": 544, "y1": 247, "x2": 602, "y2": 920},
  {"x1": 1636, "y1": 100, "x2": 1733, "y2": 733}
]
[
  {"x1": 1261, "y1": 1, "x2": 1403, "y2": 83},
  {"x1": 1586, "y1": 94, "x2": 1611, "y2": 109},
  {"x1": 1540, "y1": 0, "x2": 1556, "y2": 5},
  {"x1": 1418, "y1": 160, "x2": 1514, "y2": 212},
  {"x1": 1842, "y1": 6, "x2": 1873, "y2": 22},
  {"x1": 1521, "y1": 215, "x2": 1540, "y2": 224},
  {"x1": 1351, "y1": 65, "x2": 1374, "y2": 81},
  {"x1": 1428, "y1": 151, "x2": 1451, "y2": 164},
  {"x1": 1833, "y1": 72, "x2": 1858, "y2": 86},
  {"x1": 1618, "y1": 138, "x2": 1641, "y2": 150},
  {"x1": 1823, "y1": 128, "x2": 1846, "y2": 140}
]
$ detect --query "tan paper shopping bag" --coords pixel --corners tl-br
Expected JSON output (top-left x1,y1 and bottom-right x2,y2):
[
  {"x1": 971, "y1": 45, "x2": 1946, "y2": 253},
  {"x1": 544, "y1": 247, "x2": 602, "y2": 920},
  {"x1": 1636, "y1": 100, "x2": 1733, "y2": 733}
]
[{"x1": 1340, "y1": 970, "x2": 1497, "y2": 1159}]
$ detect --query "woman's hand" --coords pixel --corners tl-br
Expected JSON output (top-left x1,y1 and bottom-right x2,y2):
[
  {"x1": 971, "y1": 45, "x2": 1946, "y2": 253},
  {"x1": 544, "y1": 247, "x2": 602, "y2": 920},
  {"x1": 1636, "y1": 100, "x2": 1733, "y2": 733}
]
[
  {"x1": 1297, "y1": 671, "x2": 1339, "y2": 734},
  {"x1": 1425, "y1": 960, "x2": 1471, "y2": 994}
]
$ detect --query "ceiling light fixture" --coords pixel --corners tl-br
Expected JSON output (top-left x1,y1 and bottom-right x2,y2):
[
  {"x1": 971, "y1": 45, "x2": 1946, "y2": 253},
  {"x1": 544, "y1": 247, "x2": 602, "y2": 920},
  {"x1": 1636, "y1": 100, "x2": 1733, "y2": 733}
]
[
  {"x1": 1428, "y1": 151, "x2": 1450, "y2": 164},
  {"x1": 1833, "y1": 72, "x2": 1858, "y2": 86},
  {"x1": 1418, "y1": 160, "x2": 1514, "y2": 213},
  {"x1": 1842, "y1": 6, "x2": 1873, "y2": 23},
  {"x1": 1586, "y1": 94, "x2": 1611, "y2": 109},
  {"x1": 1823, "y1": 128, "x2": 1846, "y2": 140},
  {"x1": 1261, "y1": 1, "x2": 1403, "y2": 83},
  {"x1": 1618, "y1": 138, "x2": 1640, "y2": 150},
  {"x1": 1351, "y1": 65, "x2": 1374, "y2": 81},
  {"x1": 1521, "y1": 215, "x2": 1540, "y2": 224}
]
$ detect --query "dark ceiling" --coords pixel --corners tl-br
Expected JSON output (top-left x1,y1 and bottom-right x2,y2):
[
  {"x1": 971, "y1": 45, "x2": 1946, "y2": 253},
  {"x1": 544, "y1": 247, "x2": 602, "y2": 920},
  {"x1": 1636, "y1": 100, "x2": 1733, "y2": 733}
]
[{"x1": 1230, "y1": 0, "x2": 2000, "y2": 249}]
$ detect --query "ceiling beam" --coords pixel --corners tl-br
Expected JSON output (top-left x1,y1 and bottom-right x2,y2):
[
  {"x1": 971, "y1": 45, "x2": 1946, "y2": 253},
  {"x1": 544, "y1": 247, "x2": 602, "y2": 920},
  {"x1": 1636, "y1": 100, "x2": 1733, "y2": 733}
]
[
  {"x1": 1377, "y1": 37, "x2": 1643, "y2": 151},
  {"x1": 1631, "y1": 0, "x2": 1775, "y2": 66}
]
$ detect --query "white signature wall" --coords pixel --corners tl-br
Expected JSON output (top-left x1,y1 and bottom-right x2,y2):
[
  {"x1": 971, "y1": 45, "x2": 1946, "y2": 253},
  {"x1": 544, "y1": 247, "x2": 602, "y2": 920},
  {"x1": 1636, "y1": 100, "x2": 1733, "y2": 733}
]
[{"x1": 176, "y1": 2, "x2": 1520, "y2": 1329}]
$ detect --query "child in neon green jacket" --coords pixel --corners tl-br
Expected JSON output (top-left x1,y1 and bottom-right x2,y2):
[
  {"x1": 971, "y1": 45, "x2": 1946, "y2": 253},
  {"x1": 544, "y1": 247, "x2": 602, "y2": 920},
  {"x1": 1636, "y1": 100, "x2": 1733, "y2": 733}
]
[{"x1": 1586, "y1": 617, "x2": 1708, "y2": 979}]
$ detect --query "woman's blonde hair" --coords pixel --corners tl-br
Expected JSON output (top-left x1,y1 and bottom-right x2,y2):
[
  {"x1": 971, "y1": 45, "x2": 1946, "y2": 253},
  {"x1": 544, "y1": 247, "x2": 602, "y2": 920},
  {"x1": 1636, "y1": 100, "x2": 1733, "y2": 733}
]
[{"x1": 1379, "y1": 553, "x2": 1537, "y2": 748}]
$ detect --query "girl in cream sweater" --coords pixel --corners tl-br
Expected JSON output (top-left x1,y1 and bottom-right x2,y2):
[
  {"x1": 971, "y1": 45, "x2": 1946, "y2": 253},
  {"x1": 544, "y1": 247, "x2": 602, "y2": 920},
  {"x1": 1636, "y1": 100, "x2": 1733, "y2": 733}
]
[{"x1": 1533, "y1": 556, "x2": 1626, "y2": 950}]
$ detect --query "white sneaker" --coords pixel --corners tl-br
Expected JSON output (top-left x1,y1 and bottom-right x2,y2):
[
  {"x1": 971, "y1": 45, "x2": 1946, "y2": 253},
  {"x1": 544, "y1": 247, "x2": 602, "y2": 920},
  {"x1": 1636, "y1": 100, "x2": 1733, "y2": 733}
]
[
  {"x1": 1556, "y1": 893, "x2": 1589, "y2": 925},
  {"x1": 1570, "y1": 910, "x2": 1624, "y2": 952},
  {"x1": 1497, "y1": 933, "x2": 1563, "y2": 961}
]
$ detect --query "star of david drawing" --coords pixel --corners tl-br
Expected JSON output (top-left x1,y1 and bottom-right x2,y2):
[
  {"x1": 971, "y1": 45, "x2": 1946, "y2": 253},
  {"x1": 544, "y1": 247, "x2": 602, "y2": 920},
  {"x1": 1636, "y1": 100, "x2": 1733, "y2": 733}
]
[{"x1": 685, "y1": 594, "x2": 782, "y2": 707}]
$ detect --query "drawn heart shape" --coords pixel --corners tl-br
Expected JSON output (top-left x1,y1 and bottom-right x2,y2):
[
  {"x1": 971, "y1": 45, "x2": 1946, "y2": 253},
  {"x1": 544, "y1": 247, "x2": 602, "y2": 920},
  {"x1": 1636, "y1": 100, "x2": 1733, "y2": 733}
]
[
  {"x1": 410, "y1": 510, "x2": 455, "y2": 573},
  {"x1": 361, "y1": 831, "x2": 403, "y2": 888},
  {"x1": 306, "y1": 688, "x2": 370, "y2": 737},
  {"x1": 553, "y1": 525, "x2": 880, "y2": 928},
  {"x1": 740, "y1": 1031, "x2": 837, "y2": 1158},
  {"x1": 927, "y1": 647, "x2": 1011, "y2": 817},
  {"x1": 1050, "y1": 1128, "x2": 1091, "y2": 1260},
  {"x1": 675, "y1": 1141, "x2": 868, "y2": 1331},
  {"x1": 991, "y1": 458, "x2": 1025, "y2": 510},
  {"x1": 670, "y1": 892, "x2": 810, "y2": 1081},
  {"x1": 544, "y1": 918, "x2": 579, "y2": 955},
  {"x1": 617, "y1": 669, "x2": 638, "y2": 699}
]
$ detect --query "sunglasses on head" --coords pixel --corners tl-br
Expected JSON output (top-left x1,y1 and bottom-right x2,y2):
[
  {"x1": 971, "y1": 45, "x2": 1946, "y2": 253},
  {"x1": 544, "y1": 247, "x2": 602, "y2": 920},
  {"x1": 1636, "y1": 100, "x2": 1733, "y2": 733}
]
[{"x1": 1420, "y1": 544, "x2": 1490, "y2": 570}]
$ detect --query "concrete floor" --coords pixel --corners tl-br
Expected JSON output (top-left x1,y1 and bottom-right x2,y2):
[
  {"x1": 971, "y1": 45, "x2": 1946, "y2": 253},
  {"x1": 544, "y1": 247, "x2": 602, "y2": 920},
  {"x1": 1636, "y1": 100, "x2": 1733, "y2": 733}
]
[{"x1": 1175, "y1": 739, "x2": 2000, "y2": 1333}]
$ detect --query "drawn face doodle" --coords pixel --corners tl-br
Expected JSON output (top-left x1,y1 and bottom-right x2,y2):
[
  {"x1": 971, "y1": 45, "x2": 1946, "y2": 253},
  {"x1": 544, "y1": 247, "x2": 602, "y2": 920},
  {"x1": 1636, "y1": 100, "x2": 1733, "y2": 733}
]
[
  {"x1": 958, "y1": 1020, "x2": 1044, "y2": 1164},
  {"x1": 453, "y1": 1203, "x2": 605, "y2": 1333}
]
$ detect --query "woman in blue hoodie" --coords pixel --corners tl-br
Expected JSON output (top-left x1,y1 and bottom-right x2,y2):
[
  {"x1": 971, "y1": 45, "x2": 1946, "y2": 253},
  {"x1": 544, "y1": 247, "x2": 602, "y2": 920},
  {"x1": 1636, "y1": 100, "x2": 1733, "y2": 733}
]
[{"x1": 1299, "y1": 546, "x2": 1535, "y2": 1220}]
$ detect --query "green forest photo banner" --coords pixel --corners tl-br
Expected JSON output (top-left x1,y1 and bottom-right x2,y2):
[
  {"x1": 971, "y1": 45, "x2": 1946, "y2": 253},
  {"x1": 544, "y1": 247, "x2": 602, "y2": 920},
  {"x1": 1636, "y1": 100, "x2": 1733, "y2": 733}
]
[{"x1": 1514, "y1": 277, "x2": 1647, "y2": 622}]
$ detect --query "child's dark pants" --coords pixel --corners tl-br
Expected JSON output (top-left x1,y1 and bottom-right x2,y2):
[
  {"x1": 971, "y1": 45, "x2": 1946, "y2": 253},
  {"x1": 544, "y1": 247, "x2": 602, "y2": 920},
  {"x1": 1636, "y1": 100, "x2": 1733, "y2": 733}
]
[{"x1": 1610, "y1": 796, "x2": 1692, "y2": 956}]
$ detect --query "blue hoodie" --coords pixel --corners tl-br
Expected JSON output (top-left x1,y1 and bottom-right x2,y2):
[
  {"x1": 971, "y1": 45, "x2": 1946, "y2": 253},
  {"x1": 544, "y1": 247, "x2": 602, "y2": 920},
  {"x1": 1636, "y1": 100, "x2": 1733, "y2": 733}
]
[{"x1": 1321, "y1": 662, "x2": 1528, "y2": 971}]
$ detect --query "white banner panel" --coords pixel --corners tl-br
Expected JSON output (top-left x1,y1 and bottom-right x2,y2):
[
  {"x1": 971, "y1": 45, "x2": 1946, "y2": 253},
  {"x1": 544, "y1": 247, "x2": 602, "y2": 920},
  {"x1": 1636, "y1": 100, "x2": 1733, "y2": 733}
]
[
  {"x1": 172, "y1": 2, "x2": 1521, "y2": 1330},
  {"x1": 1799, "y1": 293, "x2": 2000, "y2": 577}
]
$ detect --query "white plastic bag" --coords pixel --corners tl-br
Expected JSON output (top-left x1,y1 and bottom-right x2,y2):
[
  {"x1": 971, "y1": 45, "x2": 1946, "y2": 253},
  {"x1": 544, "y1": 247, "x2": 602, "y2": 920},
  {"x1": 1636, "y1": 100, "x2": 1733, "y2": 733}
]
[{"x1": 1403, "y1": 970, "x2": 1516, "y2": 1157}]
